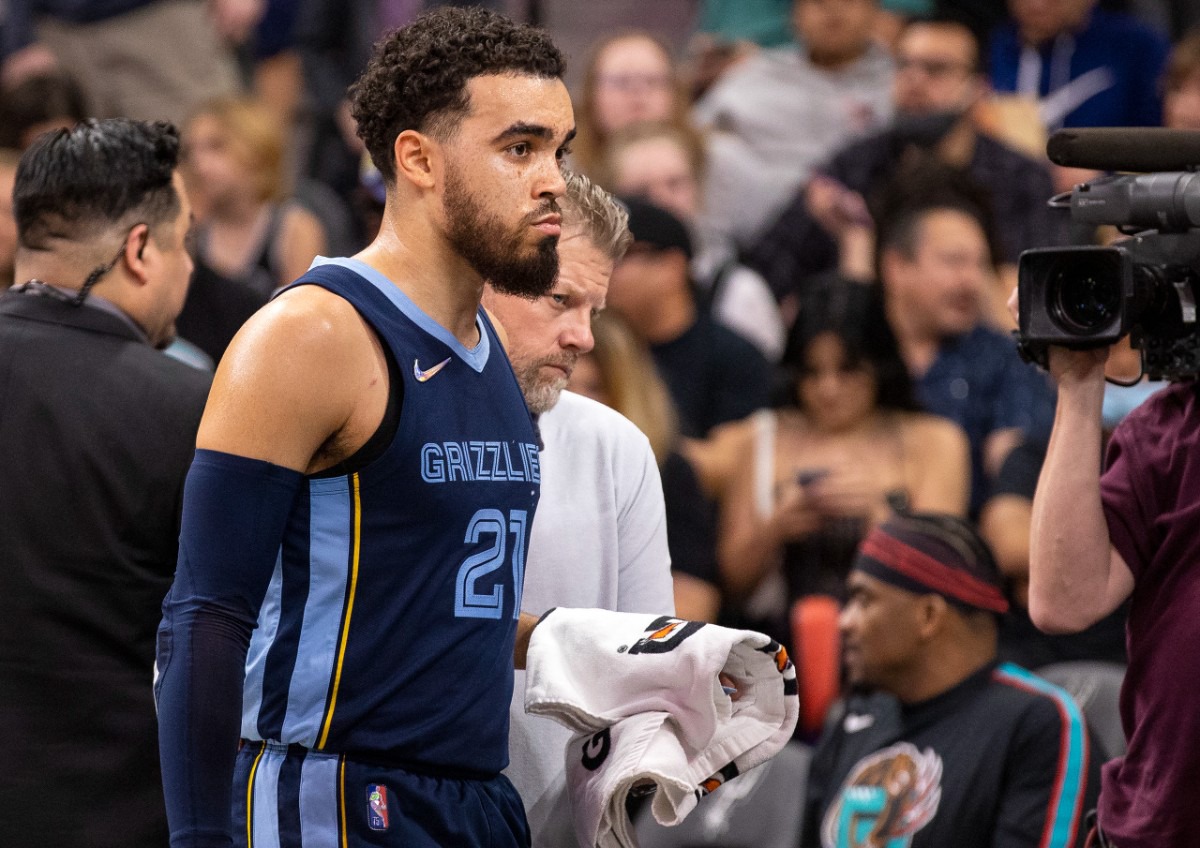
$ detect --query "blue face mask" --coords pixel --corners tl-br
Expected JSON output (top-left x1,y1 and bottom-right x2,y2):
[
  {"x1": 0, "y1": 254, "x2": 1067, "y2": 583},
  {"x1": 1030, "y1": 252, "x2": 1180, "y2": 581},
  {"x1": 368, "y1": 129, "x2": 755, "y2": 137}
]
[{"x1": 1102, "y1": 380, "x2": 1168, "y2": 430}]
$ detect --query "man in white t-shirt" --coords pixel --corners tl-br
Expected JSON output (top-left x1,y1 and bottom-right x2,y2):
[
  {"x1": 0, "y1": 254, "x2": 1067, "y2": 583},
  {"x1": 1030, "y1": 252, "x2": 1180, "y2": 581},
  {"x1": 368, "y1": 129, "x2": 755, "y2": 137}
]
[{"x1": 483, "y1": 172, "x2": 675, "y2": 848}]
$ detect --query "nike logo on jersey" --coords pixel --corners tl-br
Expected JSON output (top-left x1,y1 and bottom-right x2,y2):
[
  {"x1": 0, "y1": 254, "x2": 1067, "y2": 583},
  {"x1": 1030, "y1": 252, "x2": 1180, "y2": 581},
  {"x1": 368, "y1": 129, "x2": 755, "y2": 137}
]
[
  {"x1": 414, "y1": 357, "x2": 452, "y2": 382},
  {"x1": 843, "y1": 713, "x2": 875, "y2": 734}
]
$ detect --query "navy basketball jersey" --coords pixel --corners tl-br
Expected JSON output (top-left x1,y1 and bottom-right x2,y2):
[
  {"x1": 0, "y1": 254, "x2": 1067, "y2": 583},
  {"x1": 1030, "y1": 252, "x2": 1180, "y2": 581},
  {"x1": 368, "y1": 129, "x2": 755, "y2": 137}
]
[{"x1": 240, "y1": 258, "x2": 540, "y2": 776}]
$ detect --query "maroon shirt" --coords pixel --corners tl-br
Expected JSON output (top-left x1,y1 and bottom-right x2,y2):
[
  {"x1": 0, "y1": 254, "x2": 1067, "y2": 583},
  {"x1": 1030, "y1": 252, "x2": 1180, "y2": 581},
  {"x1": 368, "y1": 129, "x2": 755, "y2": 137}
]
[{"x1": 1100, "y1": 381, "x2": 1200, "y2": 847}]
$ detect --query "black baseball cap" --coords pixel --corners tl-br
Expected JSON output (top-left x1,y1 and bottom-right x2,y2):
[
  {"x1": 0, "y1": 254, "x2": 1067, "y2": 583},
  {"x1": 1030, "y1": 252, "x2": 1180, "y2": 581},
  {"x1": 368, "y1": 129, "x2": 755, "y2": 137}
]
[{"x1": 618, "y1": 195, "x2": 693, "y2": 260}]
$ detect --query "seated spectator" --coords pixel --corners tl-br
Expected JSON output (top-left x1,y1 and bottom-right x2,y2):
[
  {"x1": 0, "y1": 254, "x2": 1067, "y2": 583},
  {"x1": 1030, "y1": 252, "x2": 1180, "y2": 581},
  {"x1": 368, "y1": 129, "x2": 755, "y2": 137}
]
[
  {"x1": 0, "y1": 0, "x2": 245, "y2": 126},
  {"x1": 568, "y1": 311, "x2": 723, "y2": 623},
  {"x1": 605, "y1": 196, "x2": 772, "y2": 438},
  {"x1": 989, "y1": 0, "x2": 1170, "y2": 130},
  {"x1": 0, "y1": 148, "x2": 17, "y2": 289},
  {"x1": 693, "y1": 0, "x2": 894, "y2": 250},
  {"x1": 876, "y1": 174, "x2": 1056, "y2": 513},
  {"x1": 747, "y1": 15, "x2": 1062, "y2": 311},
  {"x1": 177, "y1": 96, "x2": 326, "y2": 361},
  {"x1": 570, "y1": 31, "x2": 692, "y2": 180},
  {"x1": 803, "y1": 512, "x2": 1100, "y2": 847},
  {"x1": 1164, "y1": 28, "x2": 1200, "y2": 129},
  {"x1": 981, "y1": 439, "x2": 1128, "y2": 670},
  {"x1": 716, "y1": 278, "x2": 967, "y2": 640},
  {"x1": 0, "y1": 69, "x2": 86, "y2": 149},
  {"x1": 605, "y1": 120, "x2": 786, "y2": 360}
]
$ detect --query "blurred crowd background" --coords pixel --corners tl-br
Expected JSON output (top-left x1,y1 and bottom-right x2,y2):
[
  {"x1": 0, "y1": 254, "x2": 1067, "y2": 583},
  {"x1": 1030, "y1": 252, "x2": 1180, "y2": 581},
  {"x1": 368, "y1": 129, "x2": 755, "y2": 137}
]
[{"x1": 2, "y1": 0, "x2": 1199, "y2": 839}]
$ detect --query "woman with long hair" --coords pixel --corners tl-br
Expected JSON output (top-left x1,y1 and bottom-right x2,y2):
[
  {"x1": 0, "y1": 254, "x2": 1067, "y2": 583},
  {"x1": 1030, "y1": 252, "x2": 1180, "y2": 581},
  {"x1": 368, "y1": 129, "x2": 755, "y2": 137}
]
[
  {"x1": 571, "y1": 30, "x2": 693, "y2": 179},
  {"x1": 718, "y1": 278, "x2": 969, "y2": 618}
]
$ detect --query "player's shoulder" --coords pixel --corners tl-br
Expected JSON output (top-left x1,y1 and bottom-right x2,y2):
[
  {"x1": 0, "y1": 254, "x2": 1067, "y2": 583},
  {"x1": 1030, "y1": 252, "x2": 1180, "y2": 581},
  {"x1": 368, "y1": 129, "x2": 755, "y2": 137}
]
[{"x1": 235, "y1": 284, "x2": 369, "y2": 360}]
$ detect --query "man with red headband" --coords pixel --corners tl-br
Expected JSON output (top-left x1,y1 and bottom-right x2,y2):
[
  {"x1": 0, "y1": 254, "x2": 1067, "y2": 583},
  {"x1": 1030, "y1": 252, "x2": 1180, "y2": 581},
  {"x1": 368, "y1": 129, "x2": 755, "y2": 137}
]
[{"x1": 802, "y1": 512, "x2": 1100, "y2": 848}]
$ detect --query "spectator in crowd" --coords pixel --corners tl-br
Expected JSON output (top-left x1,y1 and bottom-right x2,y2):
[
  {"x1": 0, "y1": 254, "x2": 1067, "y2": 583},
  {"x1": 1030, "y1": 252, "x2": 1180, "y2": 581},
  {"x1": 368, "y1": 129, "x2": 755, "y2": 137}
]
[
  {"x1": 0, "y1": 69, "x2": 85, "y2": 149},
  {"x1": 693, "y1": 0, "x2": 893, "y2": 249},
  {"x1": 0, "y1": 0, "x2": 250, "y2": 126},
  {"x1": 748, "y1": 15, "x2": 1061, "y2": 313},
  {"x1": 716, "y1": 278, "x2": 967, "y2": 639},
  {"x1": 176, "y1": 96, "x2": 326, "y2": 363},
  {"x1": 803, "y1": 512, "x2": 1100, "y2": 848},
  {"x1": 604, "y1": 120, "x2": 785, "y2": 360},
  {"x1": 1163, "y1": 27, "x2": 1200, "y2": 129},
  {"x1": 528, "y1": 0, "x2": 699, "y2": 95},
  {"x1": 0, "y1": 148, "x2": 18, "y2": 289},
  {"x1": 570, "y1": 30, "x2": 692, "y2": 179},
  {"x1": 989, "y1": 0, "x2": 1170, "y2": 130},
  {"x1": 183, "y1": 96, "x2": 326, "y2": 300},
  {"x1": 980, "y1": 438, "x2": 1128, "y2": 670},
  {"x1": 0, "y1": 118, "x2": 210, "y2": 848},
  {"x1": 483, "y1": 171, "x2": 676, "y2": 848},
  {"x1": 605, "y1": 196, "x2": 772, "y2": 438},
  {"x1": 569, "y1": 310, "x2": 724, "y2": 623},
  {"x1": 685, "y1": 0, "x2": 792, "y2": 100},
  {"x1": 876, "y1": 175, "x2": 1056, "y2": 514}
]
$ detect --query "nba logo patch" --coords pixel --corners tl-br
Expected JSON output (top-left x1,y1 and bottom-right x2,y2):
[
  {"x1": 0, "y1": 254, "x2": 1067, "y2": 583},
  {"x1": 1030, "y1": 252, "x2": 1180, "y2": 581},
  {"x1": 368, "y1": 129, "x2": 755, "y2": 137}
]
[{"x1": 367, "y1": 784, "x2": 390, "y2": 831}]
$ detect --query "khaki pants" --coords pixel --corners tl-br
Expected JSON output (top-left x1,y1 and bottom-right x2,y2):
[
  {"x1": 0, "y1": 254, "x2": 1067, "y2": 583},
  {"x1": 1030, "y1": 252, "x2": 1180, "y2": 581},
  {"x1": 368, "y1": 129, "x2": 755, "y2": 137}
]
[{"x1": 38, "y1": 0, "x2": 242, "y2": 126}]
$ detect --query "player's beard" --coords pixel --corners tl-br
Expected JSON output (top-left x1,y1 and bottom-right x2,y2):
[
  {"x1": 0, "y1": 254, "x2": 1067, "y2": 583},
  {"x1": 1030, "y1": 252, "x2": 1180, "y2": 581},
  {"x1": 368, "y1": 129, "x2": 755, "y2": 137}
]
[{"x1": 444, "y1": 169, "x2": 560, "y2": 298}]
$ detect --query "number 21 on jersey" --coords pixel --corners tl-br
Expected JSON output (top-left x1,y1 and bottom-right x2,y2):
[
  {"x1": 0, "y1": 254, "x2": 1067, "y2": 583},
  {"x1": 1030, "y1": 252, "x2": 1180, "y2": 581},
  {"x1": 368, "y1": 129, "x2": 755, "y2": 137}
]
[{"x1": 454, "y1": 508, "x2": 528, "y2": 620}]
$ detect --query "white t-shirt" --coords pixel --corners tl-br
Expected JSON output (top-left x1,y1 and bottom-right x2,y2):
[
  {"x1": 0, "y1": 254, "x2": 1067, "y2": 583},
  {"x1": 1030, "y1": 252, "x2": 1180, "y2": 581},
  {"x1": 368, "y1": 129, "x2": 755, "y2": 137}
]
[{"x1": 505, "y1": 391, "x2": 675, "y2": 848}]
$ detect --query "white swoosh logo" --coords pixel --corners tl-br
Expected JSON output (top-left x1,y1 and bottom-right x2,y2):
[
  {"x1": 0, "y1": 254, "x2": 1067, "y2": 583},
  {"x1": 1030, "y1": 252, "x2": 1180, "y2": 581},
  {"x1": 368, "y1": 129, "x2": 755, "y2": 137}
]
[
  {"x1": 413, "y1": 357, "x2": 452, "y2": 383},
  {"x1": 844, "y1": 713, "x2": 875, "y2": 733}
]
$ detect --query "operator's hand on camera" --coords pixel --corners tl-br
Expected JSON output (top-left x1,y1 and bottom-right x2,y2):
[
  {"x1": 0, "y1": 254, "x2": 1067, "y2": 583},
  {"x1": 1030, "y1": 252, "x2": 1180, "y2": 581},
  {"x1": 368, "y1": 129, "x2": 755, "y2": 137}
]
[{"x1": 1046, "y1": 346, "x2": 1110, "y2": 389}]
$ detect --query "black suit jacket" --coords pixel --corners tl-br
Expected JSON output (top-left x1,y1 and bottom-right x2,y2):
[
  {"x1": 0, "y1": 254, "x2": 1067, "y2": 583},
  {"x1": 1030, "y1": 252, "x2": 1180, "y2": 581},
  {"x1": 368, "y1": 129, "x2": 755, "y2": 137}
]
[{"x1": 0, "y1": 289, "x2": 211, "y2": 847}]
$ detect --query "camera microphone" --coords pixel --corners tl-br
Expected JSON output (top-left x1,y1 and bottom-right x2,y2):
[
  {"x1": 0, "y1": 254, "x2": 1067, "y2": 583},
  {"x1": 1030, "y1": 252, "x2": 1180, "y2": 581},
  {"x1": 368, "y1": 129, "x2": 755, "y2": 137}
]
[{"x1": 1047, "y1": 128, "x2": 1200, "y2": 173}]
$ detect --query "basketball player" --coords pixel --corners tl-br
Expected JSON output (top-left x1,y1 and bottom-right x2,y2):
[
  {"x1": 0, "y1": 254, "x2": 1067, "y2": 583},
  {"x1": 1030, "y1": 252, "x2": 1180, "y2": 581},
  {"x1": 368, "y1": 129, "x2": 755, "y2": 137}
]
[{"x1": 155, "y1": 9, "x2": 574, "y2": 846}]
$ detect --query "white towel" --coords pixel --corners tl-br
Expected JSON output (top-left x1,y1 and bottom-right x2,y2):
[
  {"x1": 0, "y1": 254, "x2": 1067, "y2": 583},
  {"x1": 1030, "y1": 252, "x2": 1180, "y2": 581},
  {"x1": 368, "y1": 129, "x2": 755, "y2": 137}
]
[{"x1": 525, "y1": 609, "x2": 799, "y2": 848}]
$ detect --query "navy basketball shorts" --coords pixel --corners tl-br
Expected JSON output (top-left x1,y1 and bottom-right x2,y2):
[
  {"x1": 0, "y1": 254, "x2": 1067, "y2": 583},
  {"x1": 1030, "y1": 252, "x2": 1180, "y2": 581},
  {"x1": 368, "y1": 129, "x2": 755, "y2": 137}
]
[{"x1": 233, "y1": 741, "x2": 531, "y2": 847}]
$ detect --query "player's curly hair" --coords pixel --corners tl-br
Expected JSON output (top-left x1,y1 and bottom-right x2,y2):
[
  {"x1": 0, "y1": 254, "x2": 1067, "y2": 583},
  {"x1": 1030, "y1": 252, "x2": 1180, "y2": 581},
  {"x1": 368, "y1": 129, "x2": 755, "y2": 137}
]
[{"x1": 349, "y1": 7, "x2": 565, "y2": 184}]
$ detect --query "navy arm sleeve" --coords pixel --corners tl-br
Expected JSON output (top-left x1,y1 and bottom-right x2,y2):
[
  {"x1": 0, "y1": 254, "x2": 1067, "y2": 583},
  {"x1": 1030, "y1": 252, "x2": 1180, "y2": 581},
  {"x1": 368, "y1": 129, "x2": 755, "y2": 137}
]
[{"x1": 155, "y1": 449, "x2": 304, "y2": 848}]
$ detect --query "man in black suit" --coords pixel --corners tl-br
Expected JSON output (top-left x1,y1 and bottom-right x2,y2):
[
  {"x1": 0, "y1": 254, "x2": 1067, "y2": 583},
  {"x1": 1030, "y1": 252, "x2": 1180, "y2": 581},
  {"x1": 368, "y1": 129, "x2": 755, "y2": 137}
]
[{"x1": 0, "y1": 119, "x2": 210, "y2": 848}]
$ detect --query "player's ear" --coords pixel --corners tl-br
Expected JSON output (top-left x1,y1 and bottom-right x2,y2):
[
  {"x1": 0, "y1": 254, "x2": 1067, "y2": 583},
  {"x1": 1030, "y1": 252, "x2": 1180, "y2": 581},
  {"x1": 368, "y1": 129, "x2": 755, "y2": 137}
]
[
  {"x1": 394, "y1": 129, "x2": 438, "y2": 191},
  {"x1": 916, "y1": 594, "x2": 948, "y2": 640}
]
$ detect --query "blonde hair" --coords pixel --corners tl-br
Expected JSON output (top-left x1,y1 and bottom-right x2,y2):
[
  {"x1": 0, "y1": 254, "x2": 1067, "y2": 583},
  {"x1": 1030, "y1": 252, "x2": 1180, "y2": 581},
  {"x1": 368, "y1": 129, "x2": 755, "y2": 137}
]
[
  {"x1": 562, "y1": 171, "x2": 632, "y2": 262},
  {"x1": 572, "y1": 30, "x2": 692, "y2": 179},
  {"x1": 601, "y1": 119, "x2": 707, "y2": 192},
  {"x1": 586, "y1": 311, "x2": 679, "y2": 465},
  {"x1": 186, "y1": 96, "x2": 287, "y2": 203}
]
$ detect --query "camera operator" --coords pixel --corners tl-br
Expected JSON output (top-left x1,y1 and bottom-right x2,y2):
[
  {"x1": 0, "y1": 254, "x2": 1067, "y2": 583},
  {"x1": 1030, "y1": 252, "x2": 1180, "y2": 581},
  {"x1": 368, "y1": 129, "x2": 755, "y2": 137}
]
[{"x1": 1023, "y1": 315, "x2": 1194, "y2": 848}]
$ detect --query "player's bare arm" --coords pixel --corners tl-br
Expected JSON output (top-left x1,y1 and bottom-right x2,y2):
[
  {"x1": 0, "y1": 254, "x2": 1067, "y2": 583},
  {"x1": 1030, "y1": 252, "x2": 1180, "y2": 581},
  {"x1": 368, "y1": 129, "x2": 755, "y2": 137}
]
[{"x1": 197, "y1": 284, "x2": 389, "y2": 473}]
